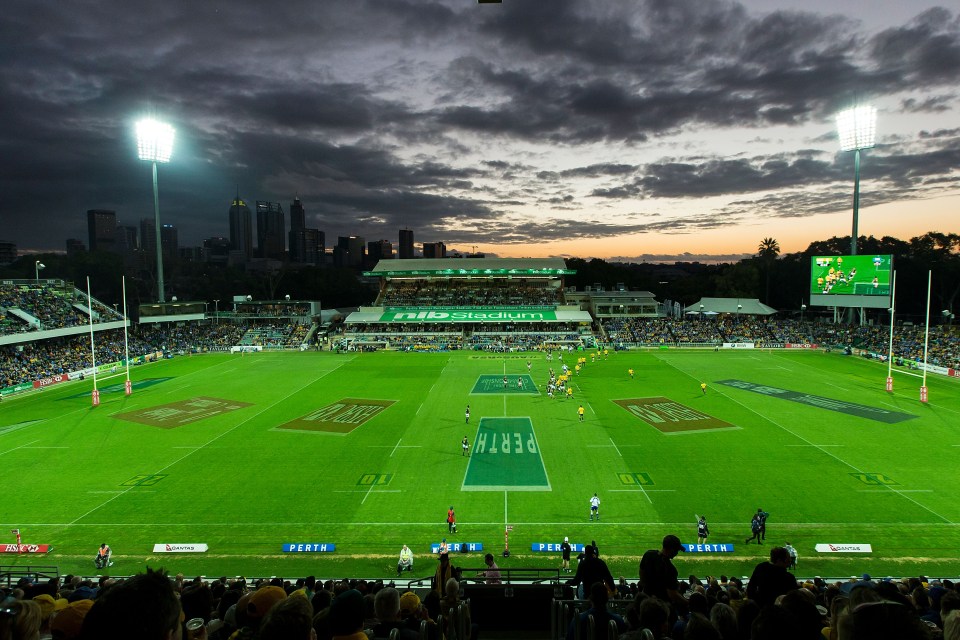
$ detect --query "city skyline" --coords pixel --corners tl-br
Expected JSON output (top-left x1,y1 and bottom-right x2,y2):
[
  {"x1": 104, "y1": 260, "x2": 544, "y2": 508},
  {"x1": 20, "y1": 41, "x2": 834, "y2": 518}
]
[{"x1": 2, "y1": 0, "x2": 958, "y2": 263}]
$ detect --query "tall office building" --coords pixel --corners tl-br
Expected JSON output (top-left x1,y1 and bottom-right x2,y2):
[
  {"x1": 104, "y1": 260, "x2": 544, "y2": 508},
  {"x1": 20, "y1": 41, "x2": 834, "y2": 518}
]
[
  {"x1": 367, "y1": 239, "x2": 393, "y2": 264},
  {"x1": 288, "y1": 197, "x2": 306, "y2": 263},
  {"x1": 228, "y1": 196, "x2": 253, "y2": 260},
  {"x1": 115, "y1": 224, "x2": 138, "y2": 254},
  {"x1": 87, "y1": 209, "x2": 117, "y2": 252},
  {"x1": 0, "y1": 241, "x2": 16, "y2": 265},
  {"x1": 303, "y1": 228, "x2": 325, "y2": 265},
  {"x1": 161, "y1": 223, "x2": 179, "y2": 259},
  {"x1": 203, "y1": 237, "x2": 231, "y2": 265},
  {"x1": 140, "y1": 218, "x2": 156, "y2": 255},
  {"x1": 256, "y1": 201, "x2": 285, "y2": 260},
  {"x1": 422, "y1": 241, "x2": 446, "y2": 259},
  {"x1": 399, "y1": 228, "x2": 414, "y2": 259},
  {"x1": 336, "y1": 236, "x2": 365, "y2": 268},
  {"x1": 66, "y1": 239, "x2": 86, "y2": 255}
]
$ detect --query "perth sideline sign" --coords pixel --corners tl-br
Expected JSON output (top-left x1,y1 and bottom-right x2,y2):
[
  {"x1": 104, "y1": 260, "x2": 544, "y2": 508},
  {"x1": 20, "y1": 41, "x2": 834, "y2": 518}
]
[
  {"x1": 815, "y1": 543, "x2": 873, "y2": 553},
  {"x1": 531, "y1": 542, "x2": 585, "y2": 552},
  {"x1": 152, "y1": 543, "x2": 209, "y2": 553},
  {"x1": 430, "y1": 542, "x2": 483, "y2": 553},
  {"x1": 282, "y1": 543, "x2": 337, "y2": 553},
  {"x1": 683, "y1": 543, "x2": 736, "y2": 553}
]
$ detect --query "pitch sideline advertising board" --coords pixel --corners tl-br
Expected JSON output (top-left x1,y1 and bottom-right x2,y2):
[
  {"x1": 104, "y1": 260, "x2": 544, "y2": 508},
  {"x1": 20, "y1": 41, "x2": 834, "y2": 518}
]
[
  {"x1": 1, "y1": 544, "x2": 51, "y2": 554},
  {"x1": 152, "y1": 543, "x2": 209, "y2": 553},
  {"x1": 683, "y1": 544, "x2": 736, "y2": 553},
  {"x1": 531, "y1": 542, "x2": 585, "y2": 552},
  {"x1": 430, "y1": 542, "x2": 483, "y2": 553},
  {"x1": 815, "y1": 544, "x2": 873, "y2": 553},
  {"x1": 809, "y1": 254, "x2": 892, "y2": 309},
  {"x1": 282, "y1": 543, "x2": 337, "y2": 553}
]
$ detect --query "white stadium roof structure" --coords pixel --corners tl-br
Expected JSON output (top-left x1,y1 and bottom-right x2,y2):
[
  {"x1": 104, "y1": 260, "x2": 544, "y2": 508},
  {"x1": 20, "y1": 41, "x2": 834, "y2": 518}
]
[
  {"x1": 683, "y1": 297, "x2": 777, "y2": 316},
  {"x1": 363, "y1": 257, "x2": 574, "y2": 278}
]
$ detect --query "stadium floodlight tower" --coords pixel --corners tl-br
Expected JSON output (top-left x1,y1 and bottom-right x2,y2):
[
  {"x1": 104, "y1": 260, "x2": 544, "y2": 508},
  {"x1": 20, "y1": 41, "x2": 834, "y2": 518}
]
[
  {"x1": 136, "y1": 117, "x2": 175, "y2": 303},
  {"x1": 35, "y1": 260, "x2": 45, "y2": 281},
  {"x1": 835, "y1": 105, "x2": 877, "y2": 257}
]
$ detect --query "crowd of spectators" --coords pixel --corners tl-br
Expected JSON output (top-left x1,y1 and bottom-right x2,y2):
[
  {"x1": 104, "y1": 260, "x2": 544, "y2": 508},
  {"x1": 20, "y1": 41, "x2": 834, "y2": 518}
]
[
  {"x1": 133, "y1": 323, "x2": 245, "y2": 354},
  {"x1": 232, "y1": 303, "x2": 313, "y2": 318},
  {"x1": 379, "y1": 281, "x2": 563, "y2": 308},
  {"x1": 239, "y1": 322, "x2": 311, "y2": 348},
  {"x1": 597, "y1": 543, "x2": 959, "y2": 640},
  {"x1": 341, "y1": 321, "x2": 587, "y2": 352},
  {"x1": 3, "y1": 314, "x2": 958, "y2": 390},
  {"x1": 0, "y1": 569, "x2": 469, "y2": 640},
  {"x1": 601, "y1": 317, "x2": 960, "y2": 369},
  {"x1": 0, "y1": 330, "x2": 157, "y2": 388},
  {"x1": 0, "y1": 320, "x2": 309, "y2": 389},
  {"x1": 0, "y1": 282, "x2": 122, "y2": 335},
  {"x1": 1, "y1": 558, "x2": 957, "y2": 640}
]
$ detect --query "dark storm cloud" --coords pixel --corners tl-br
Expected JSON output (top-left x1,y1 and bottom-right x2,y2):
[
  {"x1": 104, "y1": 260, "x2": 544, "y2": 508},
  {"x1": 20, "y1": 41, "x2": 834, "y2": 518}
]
[
  {"x1": 589, "y1": 131, "x2": 960, "y2": 204},
  {"x1": 2, "y1": 0, "x2": 958, "y2": 252}
]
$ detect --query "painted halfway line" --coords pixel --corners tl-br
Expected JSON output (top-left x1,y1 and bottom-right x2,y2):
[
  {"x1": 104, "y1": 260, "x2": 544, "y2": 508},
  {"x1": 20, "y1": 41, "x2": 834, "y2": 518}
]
[{"x1": 12, "y1": 521, "x2": 959, "y2": 527}]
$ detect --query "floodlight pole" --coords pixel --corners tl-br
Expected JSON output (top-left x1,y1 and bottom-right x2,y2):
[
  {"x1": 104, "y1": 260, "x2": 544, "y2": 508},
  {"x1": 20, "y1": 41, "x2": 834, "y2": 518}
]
[
  {"x1": 150, "y1": 160, "x2": 165, "y2": 303},
  {"x1": 136, "y1": 118, "x2": 174, "y2": 303},
  {"x1": 836, "y1": 105, "x2": 876, "y2": 325},
  {"x1": 851, "y1": 148, "x2": 862, "y2": 256}
]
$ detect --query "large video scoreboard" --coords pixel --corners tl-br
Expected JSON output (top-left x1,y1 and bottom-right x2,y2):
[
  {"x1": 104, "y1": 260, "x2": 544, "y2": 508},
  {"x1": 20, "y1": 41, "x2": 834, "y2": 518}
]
[{"x1": 809, "y1": 254, "x2": 892, "y2": 309}]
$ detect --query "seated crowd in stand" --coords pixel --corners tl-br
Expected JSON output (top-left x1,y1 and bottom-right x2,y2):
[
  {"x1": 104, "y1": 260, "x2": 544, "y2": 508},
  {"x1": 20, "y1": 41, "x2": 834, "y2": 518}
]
[
  {"x1": 380, "y1": 280, "x2": 563, "y2": 308},
  {"x1": 602, "y1": 318, "x2": 959, "y2": 370},
  {"x1": 0, "y1": 282, "x2": 122, "y2": 334},
  {"x1": 2, "y1": 316, "x2": 957, "y2": 389},
  {"x1": 0, "y1": 320, "x2": 308, "y2": 389},
  {"x1": 1, "y1": 558, "x2": 956, "y2": 640},
  {"x1": 341, "y1": 322, "x2": 586, "y2": 352}
]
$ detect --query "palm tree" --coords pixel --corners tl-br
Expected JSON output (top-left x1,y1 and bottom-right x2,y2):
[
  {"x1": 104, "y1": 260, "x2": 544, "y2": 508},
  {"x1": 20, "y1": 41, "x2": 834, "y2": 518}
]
[{"x1": 757, "y1": 238, "x2": 780, "y2": 304}]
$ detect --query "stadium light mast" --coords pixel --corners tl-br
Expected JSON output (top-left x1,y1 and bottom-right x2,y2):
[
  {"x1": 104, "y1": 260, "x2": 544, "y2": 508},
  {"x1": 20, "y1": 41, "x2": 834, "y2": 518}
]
[
  {"x1": 136, "y1": 118, "x2": 175, "y2": 303},
  {"x1": 835, "y1": 105, "x2": 877, "y2": 256},
  {"x1": 35, "y1": 260, "x2": 45, "y2": 281}
]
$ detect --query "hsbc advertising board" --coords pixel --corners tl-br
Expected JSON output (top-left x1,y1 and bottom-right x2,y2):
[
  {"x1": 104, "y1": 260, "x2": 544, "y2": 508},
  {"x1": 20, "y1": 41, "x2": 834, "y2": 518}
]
[
  {"x1": 32, "y1": 374, "x2": 69, "y2": 389},
  {"x1": 1, "y1": 544, "x2": 51, "y2": 554},
  {"x1": 785, "y1": 343, "x2": 819, "y2": 349}
]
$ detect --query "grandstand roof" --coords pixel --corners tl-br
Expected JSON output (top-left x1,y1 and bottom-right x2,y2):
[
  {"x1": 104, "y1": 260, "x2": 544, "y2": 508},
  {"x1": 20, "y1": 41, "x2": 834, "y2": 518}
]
[
  {"x1": 365, "y1": 257, "x2": 573, "y2": 277},
  {"x1": 684, "y1": 297, "x2": 777, "y2": 316}
]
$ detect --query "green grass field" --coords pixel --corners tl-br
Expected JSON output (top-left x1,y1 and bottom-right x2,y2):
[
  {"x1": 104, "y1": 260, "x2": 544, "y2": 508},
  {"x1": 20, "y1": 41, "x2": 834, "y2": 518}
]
[{"x1": 2, "y1": 349, "x2": 958, "y2": 581}]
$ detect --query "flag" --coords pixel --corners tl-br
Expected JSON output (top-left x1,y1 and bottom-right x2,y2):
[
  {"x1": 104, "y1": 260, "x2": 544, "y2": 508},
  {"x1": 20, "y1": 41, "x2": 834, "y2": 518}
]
[
  {"x1": 505, "y1": 526, "x2": 513, "y2": 532},
  {"x1": 10, "y1": 529, "x2": 19, "y2": 535}
]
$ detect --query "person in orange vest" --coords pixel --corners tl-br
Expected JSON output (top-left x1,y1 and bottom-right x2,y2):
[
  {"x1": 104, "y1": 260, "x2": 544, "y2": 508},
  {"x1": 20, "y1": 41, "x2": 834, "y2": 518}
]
[{"x1": 95, "y1": 543, "x2": 113, "y2": 569}]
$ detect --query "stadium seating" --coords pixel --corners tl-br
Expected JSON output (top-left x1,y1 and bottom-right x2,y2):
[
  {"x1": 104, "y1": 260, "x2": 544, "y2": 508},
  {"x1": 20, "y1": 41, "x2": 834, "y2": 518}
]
[{"x1": 3, "y1": 569, "x2": 954, "y2": 640}]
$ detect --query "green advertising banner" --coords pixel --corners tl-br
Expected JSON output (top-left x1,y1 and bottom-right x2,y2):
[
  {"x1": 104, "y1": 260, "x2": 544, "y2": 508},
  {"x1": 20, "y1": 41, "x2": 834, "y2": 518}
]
[{"x1": 379, "y1": 308, "x2": 558, "y2": 323}]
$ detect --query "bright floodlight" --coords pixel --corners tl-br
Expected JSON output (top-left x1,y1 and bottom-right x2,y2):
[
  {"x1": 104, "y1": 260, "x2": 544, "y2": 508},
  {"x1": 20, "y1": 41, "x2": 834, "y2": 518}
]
[
  {"x1": 836, "y1": 106, "x2": 877, "y2": 152},
  {"x1": 136, "y1": 118, "x2": 175, "y2": 163}
]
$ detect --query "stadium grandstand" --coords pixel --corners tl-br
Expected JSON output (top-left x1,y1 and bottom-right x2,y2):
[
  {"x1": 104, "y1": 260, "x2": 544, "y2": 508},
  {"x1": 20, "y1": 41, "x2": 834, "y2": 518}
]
[
  {"x1": 341, "y1": 258, "x2": 595, "y2": 352},
  {"x1": 3, "y1": 275, "x2": 958, "y2": 394},
  {"x1": 2, "y1": 273, "x2": 960, "y2": 640}
]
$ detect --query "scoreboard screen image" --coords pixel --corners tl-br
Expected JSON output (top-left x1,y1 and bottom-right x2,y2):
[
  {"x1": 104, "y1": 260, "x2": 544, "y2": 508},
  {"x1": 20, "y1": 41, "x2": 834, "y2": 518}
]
[{"x1": 809, "y1": 254, "x2": 892, "y2": 297}]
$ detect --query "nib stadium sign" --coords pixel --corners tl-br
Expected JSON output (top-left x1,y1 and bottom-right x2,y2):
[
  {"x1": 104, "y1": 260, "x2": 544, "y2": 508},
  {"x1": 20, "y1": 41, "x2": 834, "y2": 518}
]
[{"x1": 380, "y1": 308, "x2": 557, "y2": 323}]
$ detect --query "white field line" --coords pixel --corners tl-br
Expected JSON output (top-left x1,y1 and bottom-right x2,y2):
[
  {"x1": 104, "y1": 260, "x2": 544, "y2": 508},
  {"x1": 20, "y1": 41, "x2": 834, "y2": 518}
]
[
  {"x1": 67, "y1": 358, "x2": 353, "y2": 526},
  {"x1": 0, "y1": 440, "x2": 40, "y2": 456},
  {"x1": 609, "y1": 437, "x2": 623, "y2": 458},
  {"x1": 659, "y1": 356, "x2": 953, "y2": 525},
  {"x1": 12, "y1": 520, "x2": 960, "y2": 527}
]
